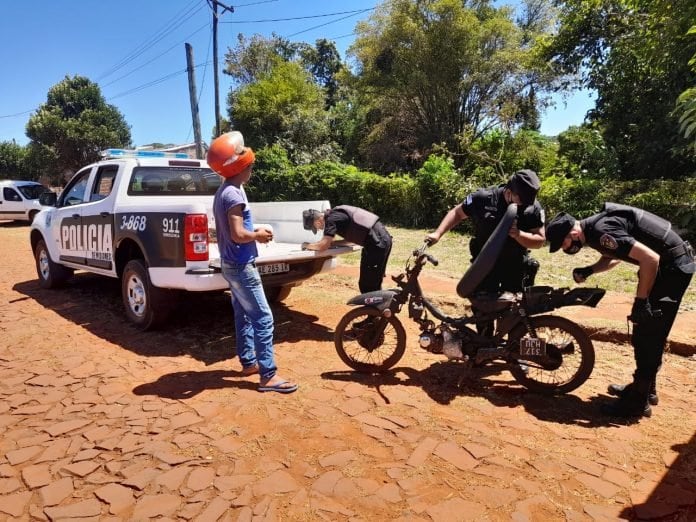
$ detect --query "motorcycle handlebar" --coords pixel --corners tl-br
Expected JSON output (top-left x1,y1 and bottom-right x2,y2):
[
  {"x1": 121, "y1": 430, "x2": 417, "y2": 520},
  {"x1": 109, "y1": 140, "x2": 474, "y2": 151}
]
[{"x1": 413, "y1": 242, "x2": 439, "y2": 266}]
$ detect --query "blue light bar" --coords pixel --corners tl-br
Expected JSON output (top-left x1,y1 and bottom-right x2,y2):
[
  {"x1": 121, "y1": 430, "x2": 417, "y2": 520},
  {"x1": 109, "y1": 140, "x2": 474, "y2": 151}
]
[{"x1": 101, "y1": 148, "x2": 190, "y2": 159}]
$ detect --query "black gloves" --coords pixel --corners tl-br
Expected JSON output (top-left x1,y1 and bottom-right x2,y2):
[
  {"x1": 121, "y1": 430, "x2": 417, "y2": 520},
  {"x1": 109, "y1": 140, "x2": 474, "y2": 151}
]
[
  {"x1": 628, "y1": 297, "x2": 653, "y2": 323},
  {"x1": 572, "y1": 266, "x2": 594, "y2": 283}
]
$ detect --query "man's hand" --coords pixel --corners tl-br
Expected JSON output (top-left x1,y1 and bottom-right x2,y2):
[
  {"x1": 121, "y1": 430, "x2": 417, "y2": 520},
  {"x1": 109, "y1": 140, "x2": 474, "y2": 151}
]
[
  {"x1": 572, "y1": 266, "x2": 594, "y2": 283},
  {"x1": 301, "y1": 242, "x2": 309, "y2": 251},
  {"x1": 628, "y1": 297, "x2": 653, "y2": 323},
  {"x1": 425, "y1": 233, "x2": 439, "y2": 246},
  {"x1": 508, "y1": 219, "x2": 520, "y2": 239},
  {"x1": 255, "y1": 228, "x2": 273, "y2": 244}
]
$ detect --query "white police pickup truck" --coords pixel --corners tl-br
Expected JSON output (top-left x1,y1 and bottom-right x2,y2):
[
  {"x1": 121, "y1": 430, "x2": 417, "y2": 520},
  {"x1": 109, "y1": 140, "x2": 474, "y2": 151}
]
[{"x1": 29, "y1": 149, "x2": 356, "y2": 330}]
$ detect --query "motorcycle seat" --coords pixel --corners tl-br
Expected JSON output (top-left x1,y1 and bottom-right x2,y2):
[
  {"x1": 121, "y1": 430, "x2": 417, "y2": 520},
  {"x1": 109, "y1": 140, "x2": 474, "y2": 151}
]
[{"x1": 468, "y1": 291, "x2": 517, "y2": 313}]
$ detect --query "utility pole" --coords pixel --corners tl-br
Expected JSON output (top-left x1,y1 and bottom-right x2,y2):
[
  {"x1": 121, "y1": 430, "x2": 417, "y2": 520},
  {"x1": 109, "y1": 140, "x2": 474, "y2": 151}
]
[
  {"x1": 185, "y1": 43, "x2": 203, "y2": 159},
  {"x1": 211, "y1": 0, "x2": 234, "y2": 138}
]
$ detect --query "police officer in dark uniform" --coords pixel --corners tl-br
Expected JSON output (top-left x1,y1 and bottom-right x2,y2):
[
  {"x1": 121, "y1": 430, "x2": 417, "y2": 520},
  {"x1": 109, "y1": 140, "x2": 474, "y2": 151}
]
[
  {"x1": 546, "y1": 204, "x2": 695, "y2": 418},
  {"x1": 427, "y1": 170, "x2": 545, "y2": 336},
  {"x1": 427, "y1": 169, "x2": 546, "y2": 294},
  {"x1": 301, "y1": 205, "x2": 393, "y2": 293}
]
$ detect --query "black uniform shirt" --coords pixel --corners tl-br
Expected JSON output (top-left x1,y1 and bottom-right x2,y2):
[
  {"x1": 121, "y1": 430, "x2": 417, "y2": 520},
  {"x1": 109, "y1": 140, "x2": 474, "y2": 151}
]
[
  {"x1": 581, "y1": 207, "x2": 686, "y2": 266},
  {"x1": 323, "y1": 209, "x2": 351, "y2": 239},
  {"x1": 580, "y1": 214, "x2": 637, "y2": 262},
  {"x1": 460, "y1": 185, "x2": 545, "y2": 258}
]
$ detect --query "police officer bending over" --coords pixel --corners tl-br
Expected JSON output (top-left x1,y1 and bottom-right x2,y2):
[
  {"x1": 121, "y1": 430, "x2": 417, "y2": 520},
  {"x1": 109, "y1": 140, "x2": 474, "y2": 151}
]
[
  {"x1": 301, "y1": 206, "x2": 393, "y2": 294},
  {"x1": 546, "y1": 204, "x2": 695, "y2": 418},
  {"x1": 426, "y1": 170, "x2": 545, "y2": 336}
]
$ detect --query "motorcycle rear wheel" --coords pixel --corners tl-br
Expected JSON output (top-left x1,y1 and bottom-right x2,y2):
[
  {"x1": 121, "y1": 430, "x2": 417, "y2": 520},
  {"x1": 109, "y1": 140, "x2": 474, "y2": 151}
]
[
  {"x1": 508, "y1": 315, "x2": 595, "y2": 395},
  {"x1": 334, "y1": 307, "x2": 406, "y2": 373}
]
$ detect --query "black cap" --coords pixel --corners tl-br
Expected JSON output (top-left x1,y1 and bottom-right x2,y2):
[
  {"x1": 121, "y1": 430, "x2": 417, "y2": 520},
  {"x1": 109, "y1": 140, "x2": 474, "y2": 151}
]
[
  {"x1": 302, "y1": 209, "x2": 323, "y2": 233},
  {"x1": 508, "y1": 169, "x2": 540, "y2": 206},
  {"x1": 546, "y1": 212, "x2": 576, "y2": 252}
]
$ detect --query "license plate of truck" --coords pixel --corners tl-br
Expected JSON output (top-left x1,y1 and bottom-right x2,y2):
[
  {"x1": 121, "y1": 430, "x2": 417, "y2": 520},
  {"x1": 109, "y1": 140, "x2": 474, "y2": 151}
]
[{"x1": 258, "y1": 262, "x2": 290, "y2": 275}]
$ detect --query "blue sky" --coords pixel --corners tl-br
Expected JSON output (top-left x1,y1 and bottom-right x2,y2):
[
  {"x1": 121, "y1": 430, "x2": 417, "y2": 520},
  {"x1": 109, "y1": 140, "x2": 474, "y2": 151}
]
[{"x1": 0, "y1": 0, "x2": 593, "y2": 148}]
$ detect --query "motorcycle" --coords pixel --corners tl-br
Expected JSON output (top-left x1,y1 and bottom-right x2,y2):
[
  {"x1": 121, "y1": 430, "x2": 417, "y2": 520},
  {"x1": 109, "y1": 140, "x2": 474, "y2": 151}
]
[{"x1": 334, "y1": 242, "x2": 606, "y2": 395}]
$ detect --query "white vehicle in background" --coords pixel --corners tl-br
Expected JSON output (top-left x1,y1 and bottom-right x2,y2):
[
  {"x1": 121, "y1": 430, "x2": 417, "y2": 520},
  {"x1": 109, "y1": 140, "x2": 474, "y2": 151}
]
[
  {"x1": 29, "y1": 148, "x2": 357, "y2": 330},
  {"x1": 0, "y1": 180, "x2": 49, "y2": 223}
]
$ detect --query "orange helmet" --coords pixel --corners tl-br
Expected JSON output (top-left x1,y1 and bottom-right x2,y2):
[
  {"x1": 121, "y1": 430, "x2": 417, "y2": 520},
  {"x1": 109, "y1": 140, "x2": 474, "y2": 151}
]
[{"x1": 207, "y1": 131, "x2": 255, "y2": 178}]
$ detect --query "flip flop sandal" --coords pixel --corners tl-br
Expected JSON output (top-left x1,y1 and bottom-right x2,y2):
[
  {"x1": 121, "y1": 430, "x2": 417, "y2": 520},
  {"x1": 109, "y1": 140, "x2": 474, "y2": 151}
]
[{"x1": 258, "y1": 380, "x2": 298, "y2": 394}]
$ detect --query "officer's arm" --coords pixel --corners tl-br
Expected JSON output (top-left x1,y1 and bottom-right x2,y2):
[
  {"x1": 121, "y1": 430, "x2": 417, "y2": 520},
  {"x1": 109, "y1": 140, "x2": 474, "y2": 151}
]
[
  {"x1": 427, "y1": 206, "x2": 467, "y2": 244},
  {"x1": 227, "y1": 205, "x2": 272, "y2": 244},
  {"x1": 589, "y1": 255, "x2": 622, "y2": 274},
  {"x1": 302, "y1": 235, "x2": 333, "y2": 252},
  {"x1": 627, "y1": 241, "x2": 660, "y2": 299},
  {"x1": 510, "y1": 224, "x2": 545, "y2": 249}
]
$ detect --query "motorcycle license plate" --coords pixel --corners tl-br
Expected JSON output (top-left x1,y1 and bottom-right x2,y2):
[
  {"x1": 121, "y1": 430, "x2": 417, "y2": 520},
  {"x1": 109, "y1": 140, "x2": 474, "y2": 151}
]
[{"x1": 520, "y1": 337, "x2": 546, "y2": 357}]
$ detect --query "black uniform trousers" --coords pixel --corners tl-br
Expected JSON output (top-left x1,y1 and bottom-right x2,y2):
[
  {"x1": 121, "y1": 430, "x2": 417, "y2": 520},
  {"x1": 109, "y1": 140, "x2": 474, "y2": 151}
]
[
  {"x1": 632, "y1": 264, "x2": 693, "y2": 382},
  {"x1": 359, "y1": 221, "x2": 392, "y2": 294}
]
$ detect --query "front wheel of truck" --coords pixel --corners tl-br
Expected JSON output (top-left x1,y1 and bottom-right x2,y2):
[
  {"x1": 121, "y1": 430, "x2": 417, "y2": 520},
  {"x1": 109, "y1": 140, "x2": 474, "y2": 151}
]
[{"x1": 122, "y1": 259, "x2": 177, "y2": 330}]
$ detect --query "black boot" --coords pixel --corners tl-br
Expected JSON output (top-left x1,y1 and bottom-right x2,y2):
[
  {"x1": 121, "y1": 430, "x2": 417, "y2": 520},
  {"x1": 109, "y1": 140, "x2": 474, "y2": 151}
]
[
  {"x1": 601, "y1": 379, "x2": 653, "y2": 418},
  {"x1": 607, "y1": 381, "x2": 658, "y2": 405}
]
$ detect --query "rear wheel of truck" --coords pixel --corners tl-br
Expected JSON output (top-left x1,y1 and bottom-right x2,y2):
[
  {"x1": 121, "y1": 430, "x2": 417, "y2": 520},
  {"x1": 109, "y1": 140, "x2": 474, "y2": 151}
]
[
  {"x1": 264, "y1": 285, "x2": 292, "y2": 303},
  {"x1": 34, "y1": 239, "x2": 73, "y2": 289},
  {"x1": 122, "y1": 259, "x2": 176, "y2": 330}
]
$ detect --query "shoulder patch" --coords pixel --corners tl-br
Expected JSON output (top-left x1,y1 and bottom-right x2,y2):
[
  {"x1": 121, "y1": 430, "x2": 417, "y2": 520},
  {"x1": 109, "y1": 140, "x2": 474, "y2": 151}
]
[
  {"x1": 539, "y1": 209, "x2": 545, "y2": 223},
  {"x1": 599, "y1": 233, "x2": 618, "y2": 250}
]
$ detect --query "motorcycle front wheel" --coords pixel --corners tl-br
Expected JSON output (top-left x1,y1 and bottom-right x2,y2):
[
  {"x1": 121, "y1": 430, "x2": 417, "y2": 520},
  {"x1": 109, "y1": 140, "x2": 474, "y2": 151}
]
[
  {"x1": 334, "y1": 306, "x2": 406, "y2": 373},
  {"x1": 508, "y1": 315, "x2": 595, "y2": 395}
]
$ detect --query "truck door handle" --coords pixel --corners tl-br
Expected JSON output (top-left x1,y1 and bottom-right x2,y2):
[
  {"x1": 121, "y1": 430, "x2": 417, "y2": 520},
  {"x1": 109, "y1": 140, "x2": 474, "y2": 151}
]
[
  {"x1": 100, "y1": 212, "x2": 109, "y2": 217},
  {"x1": 72, "y1": 214, "x2": 80, "y2": 219}
]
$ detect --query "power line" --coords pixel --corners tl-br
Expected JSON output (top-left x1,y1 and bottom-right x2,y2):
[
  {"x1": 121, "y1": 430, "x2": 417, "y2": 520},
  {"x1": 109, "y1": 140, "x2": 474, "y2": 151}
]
[
  {"x1": 102, "y1": 22, "x2": 210, "y2": 88},
  {"x1": 108, "y1": 62, "x2": 212, "y2": 101},
  {"x1": 0, "y1": 109, "x2": 33, "y2": 120},
  {"x1": 97, "y1": 0, "x2": 205, "y2": 81},
  {"x1": 220, "y1": 7, "x2": 374, "y2": 24},
  {"x1": 286, "y1": 9, "x2": 372, "y2": 38}
]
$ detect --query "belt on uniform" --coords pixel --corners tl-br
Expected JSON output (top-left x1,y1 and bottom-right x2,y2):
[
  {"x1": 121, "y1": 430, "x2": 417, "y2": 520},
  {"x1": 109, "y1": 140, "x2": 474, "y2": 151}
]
[{"x1": 664, "y1": 241, "x2": 693, "y2": 261}]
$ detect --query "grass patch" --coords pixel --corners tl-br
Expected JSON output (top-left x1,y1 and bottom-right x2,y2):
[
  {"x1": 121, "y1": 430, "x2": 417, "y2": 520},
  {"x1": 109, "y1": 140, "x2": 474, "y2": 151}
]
[{"x1": 339, "y1": 224, "x2": 696, "y2": 309}]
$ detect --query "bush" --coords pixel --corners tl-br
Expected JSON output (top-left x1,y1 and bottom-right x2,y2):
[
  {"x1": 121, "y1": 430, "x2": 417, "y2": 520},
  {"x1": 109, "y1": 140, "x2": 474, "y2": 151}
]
[{"x1": 248, "y1": 145, "x2": 696, "y2": 241}]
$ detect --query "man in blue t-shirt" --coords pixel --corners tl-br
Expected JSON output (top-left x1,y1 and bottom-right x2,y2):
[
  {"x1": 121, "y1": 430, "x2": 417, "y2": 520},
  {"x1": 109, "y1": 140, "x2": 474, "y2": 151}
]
[{"x1": 208, "y1": 132, "x2": 298, "y2": 394}]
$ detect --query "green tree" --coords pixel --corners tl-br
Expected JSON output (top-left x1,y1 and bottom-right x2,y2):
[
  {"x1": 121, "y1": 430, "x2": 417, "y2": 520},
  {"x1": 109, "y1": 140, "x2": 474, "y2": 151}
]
[
  {"x1": 227, "y1": 61, "x2": 336, "y2": 163},
  {"x1": 0, "y1": 140, "x2": 30, "y2": 180},
  {"x1": 555, "y1": 124, "x2": 617, "y2": 177},
  {"x1": 298, "y1": 39, "x2": 343, "y2": 108},
  {"x1": 224, "y1": 33, "x2": 299, "y2": 86},
  {"x1": 26, "y1": 75, "x2": 131, "y2": 183},
  {"x1": 676, "y1": 25, "x2": 696, "y2": 153},
  {"x1": 543, "y1": 0, "x2": 696, "y2": 179},
  {"x1": 348, "y1": 0, "x2": 555, "y2": 171}
]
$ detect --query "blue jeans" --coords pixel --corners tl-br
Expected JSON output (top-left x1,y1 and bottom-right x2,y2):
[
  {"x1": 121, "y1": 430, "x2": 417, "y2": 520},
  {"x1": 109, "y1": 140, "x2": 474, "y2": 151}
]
[{"x1": 221, "y1": 261, "x2": 277, "y2": 381}]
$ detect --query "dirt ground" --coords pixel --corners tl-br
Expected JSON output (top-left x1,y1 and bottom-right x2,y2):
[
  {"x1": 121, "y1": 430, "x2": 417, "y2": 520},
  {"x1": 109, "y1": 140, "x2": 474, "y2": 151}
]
[{"x1": 1, "y1": 221, "x2": 694, "y2": 521}]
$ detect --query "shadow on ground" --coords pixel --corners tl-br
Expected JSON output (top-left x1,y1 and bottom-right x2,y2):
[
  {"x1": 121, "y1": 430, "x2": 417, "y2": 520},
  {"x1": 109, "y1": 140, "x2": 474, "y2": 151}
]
[
  {"x1": 618, "y1": 432, "x2": 696, "y2": 519},
  {"x1": 13, "y1": 273, "x2": 333, "y2": 364},
  {"x1": 132, "y1": 369, "x2": 259, "y2": 399},
  {"x1": 322, "y1": 361, "x2": 638, "y2": 428}
]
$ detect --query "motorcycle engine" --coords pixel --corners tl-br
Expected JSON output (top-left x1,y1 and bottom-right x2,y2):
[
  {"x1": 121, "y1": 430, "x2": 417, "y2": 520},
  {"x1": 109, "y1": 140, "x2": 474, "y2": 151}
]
[
  {"x1": 441, "y1": 327, "x2": 464, "y2": 360},
  {"x1": 418, "y1": 331, "x2": 443, "y2": 354}
]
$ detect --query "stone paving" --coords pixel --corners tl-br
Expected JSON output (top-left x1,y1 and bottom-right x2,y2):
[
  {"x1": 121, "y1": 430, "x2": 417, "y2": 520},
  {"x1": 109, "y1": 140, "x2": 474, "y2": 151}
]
[{"x1": 1, "y1": 223, "x2": 695, "y2": 521}]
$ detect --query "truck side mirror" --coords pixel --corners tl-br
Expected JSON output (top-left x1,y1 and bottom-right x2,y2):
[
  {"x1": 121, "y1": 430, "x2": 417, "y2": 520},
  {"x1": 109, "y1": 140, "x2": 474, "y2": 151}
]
[{"x1": 39, "y1": 191, "x2": 57, "y2": 206}]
